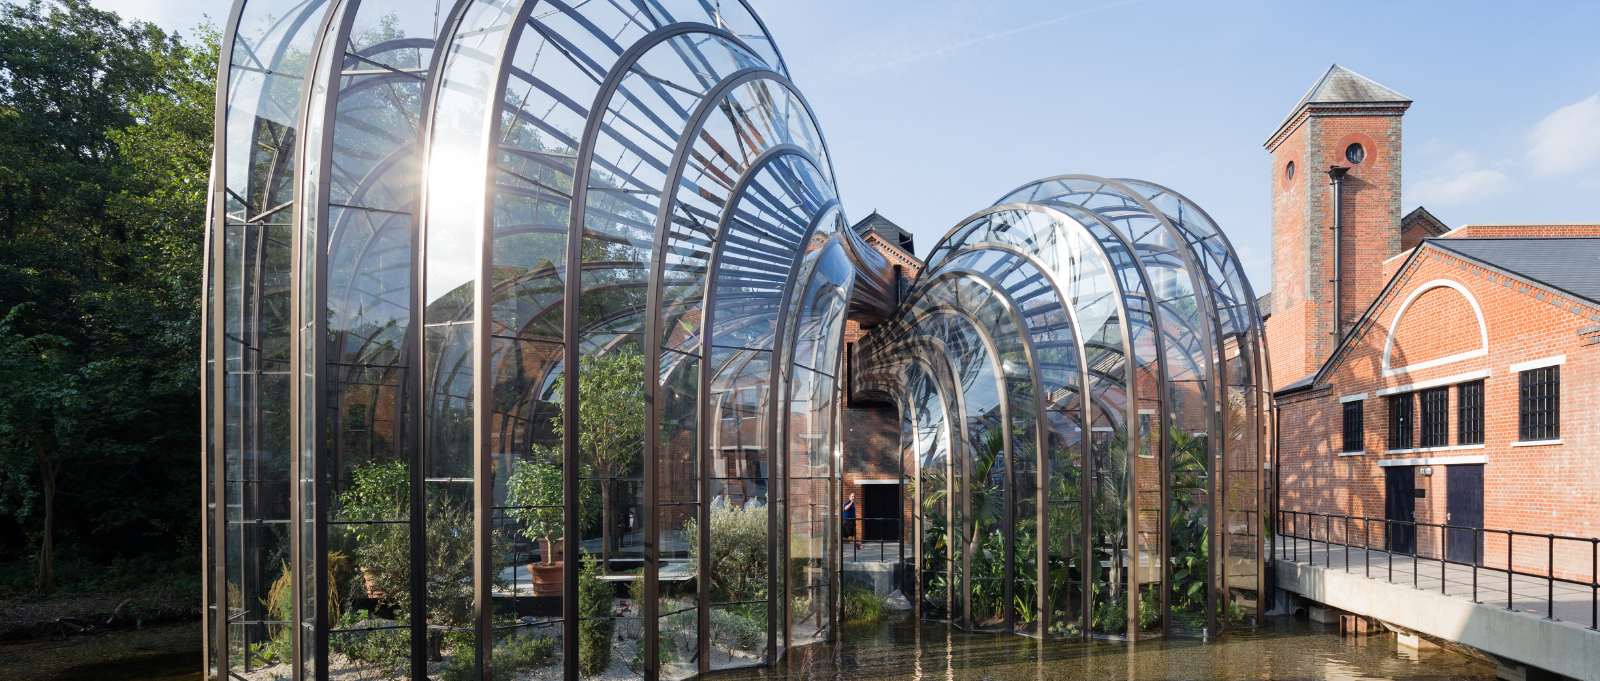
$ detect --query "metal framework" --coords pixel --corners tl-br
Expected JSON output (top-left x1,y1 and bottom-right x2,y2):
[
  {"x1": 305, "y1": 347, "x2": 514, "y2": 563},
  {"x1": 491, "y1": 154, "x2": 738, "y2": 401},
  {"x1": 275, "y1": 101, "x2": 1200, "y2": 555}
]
[
  {"x1": 201, "y1": 1, "x2": 1268, "y2": 678},
  {"x1": 851, "y1": 176, "x2": 1273, "y2": 640},
  {"x1": 203, "y1": 1, "x2": 897, "y2": 679}
]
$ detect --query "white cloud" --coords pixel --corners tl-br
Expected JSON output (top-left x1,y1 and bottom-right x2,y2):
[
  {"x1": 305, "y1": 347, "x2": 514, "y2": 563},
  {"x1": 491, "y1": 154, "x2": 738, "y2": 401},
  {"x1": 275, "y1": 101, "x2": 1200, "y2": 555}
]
[
  {"x1": 856, "y1": 0, "x2": 1146, "y2": 73},
  {"x1": 1407, "y1": 152, "x2": 1511, "y2": 206},
  {"x1": 1527, "y1": 93, "x2": 1600, "y2": 177}
]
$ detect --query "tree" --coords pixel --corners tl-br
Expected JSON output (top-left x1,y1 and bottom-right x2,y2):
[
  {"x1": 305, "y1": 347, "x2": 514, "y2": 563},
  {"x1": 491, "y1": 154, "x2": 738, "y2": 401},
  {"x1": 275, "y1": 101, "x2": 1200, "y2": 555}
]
[
  {"x1": 547, "y1": 349, "x2": 645, "y2": 572},
  {"x1": 0, "y1": 306, "x2": 81, "y2": 591},
  {"x1": 0, "y1": 0, "x2": 212, "y2": 589}
]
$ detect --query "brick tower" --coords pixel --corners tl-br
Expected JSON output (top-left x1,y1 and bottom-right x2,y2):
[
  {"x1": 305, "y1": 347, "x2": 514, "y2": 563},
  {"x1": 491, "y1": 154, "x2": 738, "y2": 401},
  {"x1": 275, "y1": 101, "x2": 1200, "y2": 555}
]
[{"x1": 1263, "y1": 64, "x2": 1411, "y2": 387}]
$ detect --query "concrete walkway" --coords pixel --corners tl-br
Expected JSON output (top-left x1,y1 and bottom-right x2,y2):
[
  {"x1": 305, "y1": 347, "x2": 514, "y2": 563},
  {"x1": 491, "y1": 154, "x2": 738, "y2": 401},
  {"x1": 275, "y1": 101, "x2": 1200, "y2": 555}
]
[
  {"x1": 1277, "y1": 534, "x2": 1597, "y2": 628},
  {"x1": 1276, "y1": 535, "x2": 1600, "y2": 681}
]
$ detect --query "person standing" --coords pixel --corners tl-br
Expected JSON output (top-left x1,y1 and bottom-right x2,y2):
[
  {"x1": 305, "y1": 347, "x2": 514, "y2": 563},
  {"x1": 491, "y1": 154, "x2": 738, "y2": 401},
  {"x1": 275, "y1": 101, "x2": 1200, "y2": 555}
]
[{"x1": 843, "y1": 493, "x2": 858, "y2": 550}]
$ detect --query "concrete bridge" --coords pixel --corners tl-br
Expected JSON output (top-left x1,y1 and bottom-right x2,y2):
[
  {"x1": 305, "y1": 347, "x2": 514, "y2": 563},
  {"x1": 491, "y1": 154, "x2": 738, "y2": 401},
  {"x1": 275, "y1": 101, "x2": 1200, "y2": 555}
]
[{"x1": 1274, "y1": 536, "x2": 1599, "y2": 681}]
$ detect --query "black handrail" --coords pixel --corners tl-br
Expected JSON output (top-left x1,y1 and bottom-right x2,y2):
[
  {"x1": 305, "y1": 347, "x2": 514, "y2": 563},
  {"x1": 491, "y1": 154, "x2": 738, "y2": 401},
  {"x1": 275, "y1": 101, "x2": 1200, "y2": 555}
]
[
  {"x1": 844, "y1": 516, "x2": 903, "y2": 564},
  {"x1": 1276, "y1": 509, "x2": 1599, "y2": 631}
]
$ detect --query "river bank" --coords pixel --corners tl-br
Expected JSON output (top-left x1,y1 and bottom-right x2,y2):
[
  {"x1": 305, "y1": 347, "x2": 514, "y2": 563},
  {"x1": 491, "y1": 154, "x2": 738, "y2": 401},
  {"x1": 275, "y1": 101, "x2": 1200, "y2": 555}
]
[{"x1": 0, "y1": 619, "x2": 201, "y2": 681}]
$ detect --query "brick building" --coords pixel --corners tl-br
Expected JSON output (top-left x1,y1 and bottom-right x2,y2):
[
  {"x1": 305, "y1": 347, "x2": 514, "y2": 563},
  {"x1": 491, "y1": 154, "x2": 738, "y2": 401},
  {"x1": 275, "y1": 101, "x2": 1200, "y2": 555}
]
[
  {"x1": 840, "y1": 212, "x2": 921, "y2": 543},
  {"x1": 1266, "y1": 65, "x2": 1600, "y2": 579}
]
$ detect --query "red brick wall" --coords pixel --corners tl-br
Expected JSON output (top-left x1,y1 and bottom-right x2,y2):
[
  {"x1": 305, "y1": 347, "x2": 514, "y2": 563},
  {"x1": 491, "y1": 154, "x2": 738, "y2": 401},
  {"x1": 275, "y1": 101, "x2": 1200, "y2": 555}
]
[
  {"x1": 1389, "y1": 285, "x2": 1481, "y2": 369},
  {"x1": 1442, "y1": 224, "x2": 1600, "y2": 238},
  {"x1": 1265, "y1": 112, "x2": 1405, "y2": 387},
  {"x1": 1277, "y1": 245, "x2": 1600, "y2": 580},
  {"x1": 838, "y1": 235, "x2": 923, "y2": 542}
]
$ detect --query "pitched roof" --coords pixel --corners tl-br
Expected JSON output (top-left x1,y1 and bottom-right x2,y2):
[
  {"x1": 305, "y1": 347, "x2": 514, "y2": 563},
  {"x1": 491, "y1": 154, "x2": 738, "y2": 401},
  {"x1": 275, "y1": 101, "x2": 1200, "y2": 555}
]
[
  {"x1": 1266, "y1": 64, "x2": 1412, "y2": 147},
  {"x1": 1274, "y1": 237, "x2": 1600, "y2": 395},
  {"x1": 851, "y1": 211, "x2": 916, "y2": 257},
  {"x1": 1401, "y1": 206, "x2": 1449, "y2": 237},
  {"x1": 1428, "y1": 237, "x2": 1600, "y2": 306}
]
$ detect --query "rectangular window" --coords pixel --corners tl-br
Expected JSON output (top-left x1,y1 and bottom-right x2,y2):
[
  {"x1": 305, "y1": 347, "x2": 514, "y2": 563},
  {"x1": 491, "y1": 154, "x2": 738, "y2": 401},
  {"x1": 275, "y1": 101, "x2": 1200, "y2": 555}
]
[
  {"x1": 1388, "y1": 392, "x2": 1413, "y2": 450},
  {"x1": 1458, "y1": 380, "x2": 1484, "y2": 445},
  {"x1": 1341, "y1": 400, "x2": 1363, "y2": 453},
  {"x1": 1420, "y1": 387, "x2": 1449, "y2": 447},
  {"x1": 1519, "y1": 366, "x2": 1560, "y2": 441}
]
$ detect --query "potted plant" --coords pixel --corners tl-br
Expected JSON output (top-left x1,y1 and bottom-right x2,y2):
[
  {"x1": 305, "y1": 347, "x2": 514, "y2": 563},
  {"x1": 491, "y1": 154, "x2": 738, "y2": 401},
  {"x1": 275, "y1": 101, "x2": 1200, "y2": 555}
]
[{"x1": 508, "y1": 457, "x2": 567, "y2": 596}]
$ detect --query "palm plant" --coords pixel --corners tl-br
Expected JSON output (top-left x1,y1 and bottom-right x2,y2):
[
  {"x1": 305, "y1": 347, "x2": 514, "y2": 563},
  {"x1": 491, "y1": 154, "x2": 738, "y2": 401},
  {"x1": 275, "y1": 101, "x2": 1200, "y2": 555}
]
[{"x1": 1167, "y1": 427, "x2": 1209, "y2": 615}]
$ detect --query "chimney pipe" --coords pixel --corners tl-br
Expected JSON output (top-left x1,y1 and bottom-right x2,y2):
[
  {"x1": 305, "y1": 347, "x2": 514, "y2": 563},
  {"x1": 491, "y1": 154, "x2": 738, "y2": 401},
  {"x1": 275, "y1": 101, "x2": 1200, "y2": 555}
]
[{"x1": 1327, "y1": 166, "x2": 1349, "y2": 341}]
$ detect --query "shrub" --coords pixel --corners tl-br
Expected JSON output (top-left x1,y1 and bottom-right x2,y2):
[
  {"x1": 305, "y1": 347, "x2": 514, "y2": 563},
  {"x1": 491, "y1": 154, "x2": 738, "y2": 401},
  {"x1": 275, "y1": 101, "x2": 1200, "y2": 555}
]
[
  {"x1": 684, "y1": 504, "x2": 767, "y2": 603},
  {"x1": 710, "y1": 607, "x2": 765, "y2": 649},
  {"x1": 1138, "y1": 589, "x2": 1161, "y2": 630},
  {"x1": 1092, "y1": 595, "x2": 1127, "y2": 634},
  {"x1": 841, "y1": 582, "x2": 891, "y2": 623},
  {"x1": 328, "y1": 611, "x2": 410, "y2": 677},
  {"x1": 577, "y1": 556, "x2": 614, "y2": 676},
  {"x1": 440, "y1": 634, "x2": 556, "y2": 681}
]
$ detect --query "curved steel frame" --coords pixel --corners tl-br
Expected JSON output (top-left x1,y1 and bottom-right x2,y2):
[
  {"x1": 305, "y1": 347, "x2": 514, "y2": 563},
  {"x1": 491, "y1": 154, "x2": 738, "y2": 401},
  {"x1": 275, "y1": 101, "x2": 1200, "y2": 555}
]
[
  {"x1": 201, "y1": 1, "x2": 1269, "y2": 677},
  {"x1": 853, "y1": 176, "x2": 1271, "y2": 640}
]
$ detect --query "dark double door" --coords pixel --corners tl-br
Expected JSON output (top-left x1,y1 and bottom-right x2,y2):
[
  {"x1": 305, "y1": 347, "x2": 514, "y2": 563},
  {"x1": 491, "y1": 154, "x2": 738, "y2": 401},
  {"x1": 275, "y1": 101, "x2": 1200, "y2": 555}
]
[
  {"x1": 861, "y1": 484, "x2": 902, "y2": 541},
  {"x1": 1385, "y1": 467, "x2": 1416, "y2": 555},
  {"x1": 1446, "y1": 465, "x2": 1485, "y2": 564},
  {"x1": 1386, "y1": 465, "x2": 1485, "y2": 561}
]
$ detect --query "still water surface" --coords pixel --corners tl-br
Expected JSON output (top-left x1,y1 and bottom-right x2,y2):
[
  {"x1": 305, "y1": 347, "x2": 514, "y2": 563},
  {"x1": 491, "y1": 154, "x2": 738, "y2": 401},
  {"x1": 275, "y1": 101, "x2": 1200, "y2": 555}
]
[
  {"x1": 715, "y1": 615, "x2": 1495, "y2": 681},
  {"x1": 0, "y1": 615, "x2": 1494, "y2": 680}
]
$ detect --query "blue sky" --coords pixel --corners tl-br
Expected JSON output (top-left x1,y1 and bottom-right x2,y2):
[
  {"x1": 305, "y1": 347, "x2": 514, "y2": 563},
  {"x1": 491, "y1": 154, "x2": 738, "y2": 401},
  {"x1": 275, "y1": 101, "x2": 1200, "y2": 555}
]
[{"x1": 96, "y1": 0, "x2": 1600, "y2": 293}]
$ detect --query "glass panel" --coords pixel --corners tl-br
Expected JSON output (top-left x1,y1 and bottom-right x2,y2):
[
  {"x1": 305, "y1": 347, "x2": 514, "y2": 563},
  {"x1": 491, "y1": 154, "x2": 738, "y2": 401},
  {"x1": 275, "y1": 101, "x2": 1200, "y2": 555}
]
[
  {"x1": 421, "y1": 2, "x2": 515, "y2": 677},
  {"x1": 214, "y1": 0, "x2": 329, "y2": 674}
]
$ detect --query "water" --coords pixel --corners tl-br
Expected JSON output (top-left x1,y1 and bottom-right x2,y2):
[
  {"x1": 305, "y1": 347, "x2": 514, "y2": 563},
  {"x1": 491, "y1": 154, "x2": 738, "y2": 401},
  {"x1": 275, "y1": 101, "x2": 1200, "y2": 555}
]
[
  {"x1": 713, "y1": 615, "x2": 1496, "y2": 681},
  {"x1": 0, "y1": 621, "x2": 202, "y2": 681},
  {"x1": 0, "y1": 615, "x2": 1494, "y2": 680}
]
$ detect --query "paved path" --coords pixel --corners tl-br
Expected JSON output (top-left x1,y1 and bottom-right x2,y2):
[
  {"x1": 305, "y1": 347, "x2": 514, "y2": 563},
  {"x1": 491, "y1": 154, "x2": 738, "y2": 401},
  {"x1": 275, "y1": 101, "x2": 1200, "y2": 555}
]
[
  {"x1": 844, "y1": 541, "x2": 902, "y2": 565},
  {"x1": 1275, "y1": 534, "x2": 1597, "y2": 629}
]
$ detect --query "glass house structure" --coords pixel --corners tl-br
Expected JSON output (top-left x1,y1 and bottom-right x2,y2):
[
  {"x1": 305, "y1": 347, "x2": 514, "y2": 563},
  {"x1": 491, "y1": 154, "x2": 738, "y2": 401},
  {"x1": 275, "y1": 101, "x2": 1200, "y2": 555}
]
[
  {"x1": 200, "y1": 0, "x2": 1268, "y2": 678},
  {"x1": 850, "y1": 178, "x2": 1272, "y2": 640}
]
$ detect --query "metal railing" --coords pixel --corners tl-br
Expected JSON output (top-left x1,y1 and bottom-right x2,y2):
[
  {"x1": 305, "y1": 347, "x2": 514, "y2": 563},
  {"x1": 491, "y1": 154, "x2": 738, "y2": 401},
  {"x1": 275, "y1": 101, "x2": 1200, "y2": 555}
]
[
  {"x1": 844, "y1": 516, "x2": 902, "y2": 563},
  {"x1": 1276, "y1": 509, "x2": 1599, "y2": 630}
]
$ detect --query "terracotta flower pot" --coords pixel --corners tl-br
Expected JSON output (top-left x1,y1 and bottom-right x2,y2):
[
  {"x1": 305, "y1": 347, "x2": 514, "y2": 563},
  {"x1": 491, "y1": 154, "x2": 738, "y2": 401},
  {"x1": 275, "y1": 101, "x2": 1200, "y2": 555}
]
[
  {"x1": 360, "y1": 567, "x2": 388, "y2": 601},
  {"x1": 527, "y1": 537, "x2": 566, "y2": 596},
  {"x1": 527, "y1": 563, "x2": 564, "y2": 597}
]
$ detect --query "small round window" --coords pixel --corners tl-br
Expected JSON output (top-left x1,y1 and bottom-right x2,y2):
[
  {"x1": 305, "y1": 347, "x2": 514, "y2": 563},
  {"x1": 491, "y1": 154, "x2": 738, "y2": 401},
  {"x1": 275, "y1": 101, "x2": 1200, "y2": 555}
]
[
  {"x1": 1346, "y1": 143, "x2": 1366, "y2": 165},
  {"x1": 1285, "y1": 160, "x2": 1295, "y2": 181}
]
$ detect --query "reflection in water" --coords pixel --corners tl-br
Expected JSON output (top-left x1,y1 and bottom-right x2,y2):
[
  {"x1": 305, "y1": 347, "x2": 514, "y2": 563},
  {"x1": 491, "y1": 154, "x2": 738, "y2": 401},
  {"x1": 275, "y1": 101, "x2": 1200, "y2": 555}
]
[
  {"x1": 0, "y1": 622, "x2": 201, "y2": 681},
  {"x1": 713, "y1": 615, "x2": 1493, "y2": 681},
  {"x1": 0, "y1": 615, "x2": 1494, "y2": 681}
]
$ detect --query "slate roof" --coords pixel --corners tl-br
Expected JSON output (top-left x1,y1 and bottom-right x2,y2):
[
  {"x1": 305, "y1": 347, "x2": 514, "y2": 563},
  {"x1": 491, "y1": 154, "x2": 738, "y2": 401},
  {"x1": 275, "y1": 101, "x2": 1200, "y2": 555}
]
[
  {"x1": 851, "y1": 211, "x2": 916, "y2": 256},
  {"x1": 1275, "y1": 236, "x2": 1600, "y2": 396},
  {"x1": 1427, "y1": 237, "x2": 1600, "y2": 306},
  {"x1": 1267, "y1": 64, "x2": 1411, "y2": 147},
  {"x1": 1401, "y1": 206, "x2": 1449, "y2": 237}
]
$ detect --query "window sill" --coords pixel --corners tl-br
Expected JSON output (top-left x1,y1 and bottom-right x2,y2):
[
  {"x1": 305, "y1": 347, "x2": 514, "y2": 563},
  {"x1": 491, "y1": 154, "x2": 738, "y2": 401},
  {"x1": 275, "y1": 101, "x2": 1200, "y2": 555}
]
[
  {"x1": 1383, "y1": 444, "x2": 1485, "y2": 455},
  {"x1": 1337, "y1": 451, "x2": 1365, "y2": 457},
  {"x1": 1510, "y1": 439, "x2": 1562, "y2": 447}
]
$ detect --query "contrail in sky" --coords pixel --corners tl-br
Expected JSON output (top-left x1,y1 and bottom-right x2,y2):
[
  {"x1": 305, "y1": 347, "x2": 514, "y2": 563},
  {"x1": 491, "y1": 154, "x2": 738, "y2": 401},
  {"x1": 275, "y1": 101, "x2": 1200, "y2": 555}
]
[{"x1": 861, "y1": 0, "x2": 1148, "y2": 72}]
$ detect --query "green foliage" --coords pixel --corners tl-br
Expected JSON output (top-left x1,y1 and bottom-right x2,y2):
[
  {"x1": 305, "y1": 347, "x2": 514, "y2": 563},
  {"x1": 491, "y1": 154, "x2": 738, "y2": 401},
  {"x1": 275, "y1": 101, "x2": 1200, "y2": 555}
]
[
  {"x1": 1046, "y1": 611, "x2": 1080, "y2": 637},
  {"x1": 551, "y1": 349, "x2": 645, "y2": 566},
  {"x1": 0, "y1": 0, "x2": 214, "y2": 588},
  {"x1": 709, "y1": 607, "x2": 765, "y2": 650},
  {"x1": 1168, "y1": 428, "x2": 1210, "y2": 613},
  {"x1": 0, "y1": 552, "x2": 199, "y2": 594},
  {"x1": 335, "y1": 460, "x2": 511, "y2": 660},
  {"x1": 506, "y1": 458, "x2": 565, "y2": 560},
  {"x1": 1138, "y1": 588, "x2": 1162, "y2": 630},
  {"x1": 684, "y1": 504, "x2": 767, "y2": 603},
  {"x1": 1091, "y1": 593, "x2": 1126, "y2": 634},
  {"x1": 841, "y1": 582, "x2": 891, "y2": 624},
  {"x1": 440, "y1": 634, "x2": 556, "y2": 681},
  {"x1": 330, "y1": 609, "x2": 411, "y2": 678},
  {"x1": 577, "y1": 554, "x2": 614, "y2": 675},
  {"x1": 505, "y1": 457, "x2": 599, "y2": 561}
]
